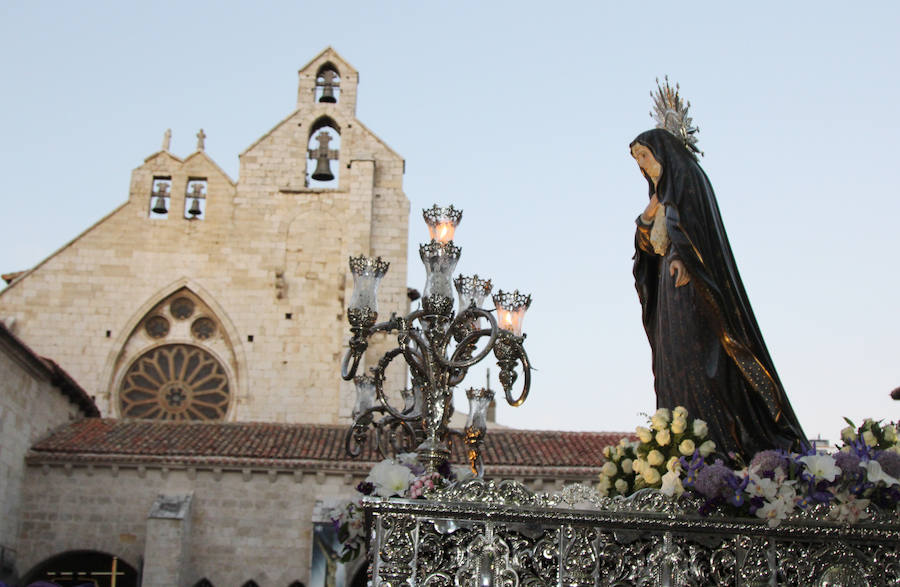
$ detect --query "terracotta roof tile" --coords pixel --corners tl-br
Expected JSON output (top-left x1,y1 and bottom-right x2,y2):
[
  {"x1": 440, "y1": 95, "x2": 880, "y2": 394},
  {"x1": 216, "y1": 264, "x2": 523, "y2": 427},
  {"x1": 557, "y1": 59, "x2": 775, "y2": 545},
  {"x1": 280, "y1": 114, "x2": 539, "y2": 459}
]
[{"x1": 29, "y1": 419, "x2": 633, "y2": 475}]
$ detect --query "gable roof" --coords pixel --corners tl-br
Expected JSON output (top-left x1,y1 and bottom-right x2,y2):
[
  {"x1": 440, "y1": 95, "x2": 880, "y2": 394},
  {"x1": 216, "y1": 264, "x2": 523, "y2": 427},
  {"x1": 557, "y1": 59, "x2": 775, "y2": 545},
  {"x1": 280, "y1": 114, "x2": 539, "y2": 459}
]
[
  {"x1": 28, "y1": 419, "x2": 632, "y2": 477},
  {"x1": 298, "y1": 46, "x2": 358, "y2": 77},
  {"x1": 183, "y1": 149, "x2": 236, "y2": 186}
]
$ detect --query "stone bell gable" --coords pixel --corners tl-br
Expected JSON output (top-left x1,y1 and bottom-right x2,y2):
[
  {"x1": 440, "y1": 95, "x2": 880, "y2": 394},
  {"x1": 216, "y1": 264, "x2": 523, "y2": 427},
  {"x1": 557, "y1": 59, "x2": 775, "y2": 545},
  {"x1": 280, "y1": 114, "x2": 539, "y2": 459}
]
[{"x1": 0, "y1": 47, "x2": 409, "y2": 426}]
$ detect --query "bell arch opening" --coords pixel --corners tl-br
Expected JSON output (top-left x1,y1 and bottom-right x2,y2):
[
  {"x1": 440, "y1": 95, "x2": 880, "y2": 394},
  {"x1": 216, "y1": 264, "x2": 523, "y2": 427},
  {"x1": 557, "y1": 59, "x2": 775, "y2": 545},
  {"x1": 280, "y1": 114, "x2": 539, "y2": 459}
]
[
  {"x1": 307, "y1": 116, "x2": 341, "y2": 188},
  {"x1": 315, "y1": 63, "x2": 341, "y2": 104}
]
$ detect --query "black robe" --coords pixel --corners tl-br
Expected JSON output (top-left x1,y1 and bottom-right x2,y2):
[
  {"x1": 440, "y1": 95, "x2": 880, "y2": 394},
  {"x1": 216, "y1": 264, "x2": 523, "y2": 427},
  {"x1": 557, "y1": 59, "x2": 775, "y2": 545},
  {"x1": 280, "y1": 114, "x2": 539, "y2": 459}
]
[{"x1": 631, "y1": 129, "x2": 808, "y2": 459}]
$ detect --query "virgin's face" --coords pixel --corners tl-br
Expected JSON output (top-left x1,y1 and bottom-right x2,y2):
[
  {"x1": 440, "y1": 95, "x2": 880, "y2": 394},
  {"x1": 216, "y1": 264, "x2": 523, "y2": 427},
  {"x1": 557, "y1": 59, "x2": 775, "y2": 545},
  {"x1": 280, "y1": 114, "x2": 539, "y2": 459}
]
[{"x1": 631, "y1": 143, "x2": 662, "y2": 184}]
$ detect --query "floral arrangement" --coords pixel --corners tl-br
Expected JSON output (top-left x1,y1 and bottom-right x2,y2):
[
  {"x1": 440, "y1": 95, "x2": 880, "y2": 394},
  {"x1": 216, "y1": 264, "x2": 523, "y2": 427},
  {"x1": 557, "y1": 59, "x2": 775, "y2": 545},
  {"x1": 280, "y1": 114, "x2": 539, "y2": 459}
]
[
  {"x1": 330, "y1": 453, "x2": 469, "y2": 562},
  {"x1": 598, "y1": 407, "x2": 716, "y2": 498},
  {"x1": 598, "y1": 411, "x2": 900, "y2": 527}
]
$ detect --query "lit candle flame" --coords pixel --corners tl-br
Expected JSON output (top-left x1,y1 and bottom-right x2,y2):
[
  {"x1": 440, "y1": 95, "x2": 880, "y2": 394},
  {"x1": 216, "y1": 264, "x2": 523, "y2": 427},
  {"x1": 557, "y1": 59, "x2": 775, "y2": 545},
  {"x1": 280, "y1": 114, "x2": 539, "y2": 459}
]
[
  {"x1": 434, "y1": 222, "x2": 454, "y2": 243},
  {"x1": 500, "y1": 310, "x2": 514, "y2": 330}
]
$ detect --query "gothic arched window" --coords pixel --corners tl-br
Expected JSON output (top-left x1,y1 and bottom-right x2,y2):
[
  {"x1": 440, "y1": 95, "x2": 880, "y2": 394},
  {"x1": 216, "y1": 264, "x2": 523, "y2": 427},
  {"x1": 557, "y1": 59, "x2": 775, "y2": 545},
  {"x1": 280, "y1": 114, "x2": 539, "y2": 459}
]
[
  {"x1": 315, "y1": 63, "x2": 340, "y2": 103},
  {"x1": 113, "y1": 288, "x2": 236, "y2": 421},
  {"x1": 307, "y1": 116, "x2": 341, "y2": 188}
]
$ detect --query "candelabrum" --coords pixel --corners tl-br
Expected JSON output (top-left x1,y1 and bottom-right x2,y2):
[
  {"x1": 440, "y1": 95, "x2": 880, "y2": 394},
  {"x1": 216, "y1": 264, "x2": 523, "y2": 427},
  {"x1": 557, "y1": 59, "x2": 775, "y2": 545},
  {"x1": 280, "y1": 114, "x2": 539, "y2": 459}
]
[{"x1": 341, "y1": 205, "x2": 532, "y2": 474}]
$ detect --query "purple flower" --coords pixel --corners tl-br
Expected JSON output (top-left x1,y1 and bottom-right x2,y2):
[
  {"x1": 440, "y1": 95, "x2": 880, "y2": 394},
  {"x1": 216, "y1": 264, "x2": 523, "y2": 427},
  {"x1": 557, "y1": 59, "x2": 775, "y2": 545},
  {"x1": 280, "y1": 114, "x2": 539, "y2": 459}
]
[
  {"x1": 749, "y1": 450, "x2": 789, "y2": 478},
  {"x1": 725, "y1": 474, "x2": 749, "y2": 507},
  {"x1": 876, "y1": 451, "x2": 900, "y2": 479},
  {"x1": 680, "y1": 451, "x2": 705, "y2": 488},
  {"x1": 834, "y1": 452, "x2": 861, "y2": 478},
  {"x1": 694, "y1": 461, "x2": 735, "y2": 501},
  {"x1": 356, "y1": 481, "x2": 375, "y2": 495}
]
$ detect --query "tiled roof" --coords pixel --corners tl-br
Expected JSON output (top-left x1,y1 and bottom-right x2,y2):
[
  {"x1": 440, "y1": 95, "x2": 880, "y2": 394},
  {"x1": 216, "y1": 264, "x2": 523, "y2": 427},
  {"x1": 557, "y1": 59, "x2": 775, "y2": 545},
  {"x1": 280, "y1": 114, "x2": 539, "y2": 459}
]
[{"x1": 28, "y1": 419, "x2": 632, "y2": 477}]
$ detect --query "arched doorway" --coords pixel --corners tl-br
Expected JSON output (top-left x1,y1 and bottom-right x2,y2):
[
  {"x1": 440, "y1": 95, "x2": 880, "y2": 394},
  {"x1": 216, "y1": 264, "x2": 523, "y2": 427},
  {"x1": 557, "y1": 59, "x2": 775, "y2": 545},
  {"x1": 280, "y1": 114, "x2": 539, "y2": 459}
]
[{"x1": 21, "y1": 550, "x2": 139, "y2": 587}]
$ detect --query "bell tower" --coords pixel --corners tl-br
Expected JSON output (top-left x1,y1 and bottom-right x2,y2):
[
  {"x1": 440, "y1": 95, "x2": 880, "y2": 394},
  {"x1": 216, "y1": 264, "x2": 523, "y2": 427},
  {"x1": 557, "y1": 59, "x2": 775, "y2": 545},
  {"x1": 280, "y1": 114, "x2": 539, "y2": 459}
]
[{"x1": 233, "y1": 47, "x2": 409, "y2": 423}]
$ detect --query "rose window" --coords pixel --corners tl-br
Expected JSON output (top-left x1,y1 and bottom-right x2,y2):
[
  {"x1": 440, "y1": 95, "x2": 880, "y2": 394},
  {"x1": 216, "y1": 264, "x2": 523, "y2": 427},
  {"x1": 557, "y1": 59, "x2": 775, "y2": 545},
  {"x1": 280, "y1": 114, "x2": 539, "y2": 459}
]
[{"x1": 119, "y1": 344, "x2": 230, "y2": 420}]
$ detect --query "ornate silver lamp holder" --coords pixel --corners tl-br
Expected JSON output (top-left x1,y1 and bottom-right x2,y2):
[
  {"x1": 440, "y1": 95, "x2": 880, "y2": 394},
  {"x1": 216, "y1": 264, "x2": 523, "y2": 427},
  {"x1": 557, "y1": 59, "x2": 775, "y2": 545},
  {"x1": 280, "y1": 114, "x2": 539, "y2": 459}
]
[{"x1": 341, "y1": 205, "x2": 533, "y2": 474}]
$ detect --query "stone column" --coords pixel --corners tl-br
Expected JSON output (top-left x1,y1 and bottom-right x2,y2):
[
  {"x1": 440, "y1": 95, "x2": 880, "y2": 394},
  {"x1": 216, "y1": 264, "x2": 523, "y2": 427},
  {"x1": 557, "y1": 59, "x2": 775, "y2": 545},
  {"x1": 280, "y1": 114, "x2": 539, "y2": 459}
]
[{"x1": 142, "y1": 493, "x2": 193, "y2": 587}]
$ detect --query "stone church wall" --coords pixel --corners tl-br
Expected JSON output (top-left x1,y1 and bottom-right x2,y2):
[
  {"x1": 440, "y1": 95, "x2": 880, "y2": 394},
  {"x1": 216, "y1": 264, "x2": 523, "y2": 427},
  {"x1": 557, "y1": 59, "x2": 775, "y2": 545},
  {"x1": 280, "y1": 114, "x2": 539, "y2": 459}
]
[
  {"x1": 0, "y1": 329, "x2": 89, "y2": 581},
  {"x1": 18, "y1": 463, "x2": 364, "y2": 587}
]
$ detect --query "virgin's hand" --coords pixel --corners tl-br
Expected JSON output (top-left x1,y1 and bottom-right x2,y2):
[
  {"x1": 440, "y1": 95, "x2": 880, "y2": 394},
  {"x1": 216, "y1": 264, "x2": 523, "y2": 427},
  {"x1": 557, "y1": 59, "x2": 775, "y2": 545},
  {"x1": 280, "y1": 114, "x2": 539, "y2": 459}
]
[
  {"x1": 641, "y1": 195, "x2": 660, "y2": 223},
  {"x1": 670, "y1": 259, "x2": 690, "y2": 287}
]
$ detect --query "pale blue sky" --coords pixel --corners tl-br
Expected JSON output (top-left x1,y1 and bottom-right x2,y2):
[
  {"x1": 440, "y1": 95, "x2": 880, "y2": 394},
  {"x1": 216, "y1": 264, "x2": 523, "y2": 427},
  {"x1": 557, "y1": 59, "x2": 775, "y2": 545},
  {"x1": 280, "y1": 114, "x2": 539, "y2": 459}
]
[{"x1": 1, "y1": 1, "x2": 897, "y2": 441}]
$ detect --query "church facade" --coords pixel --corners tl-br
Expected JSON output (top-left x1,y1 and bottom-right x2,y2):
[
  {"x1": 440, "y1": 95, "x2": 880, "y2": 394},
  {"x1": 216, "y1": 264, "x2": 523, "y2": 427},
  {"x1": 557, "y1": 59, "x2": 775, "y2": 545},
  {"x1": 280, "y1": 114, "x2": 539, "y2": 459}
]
[
  {"x1": 0, "y1": 49, "x2": 621, "y2": 586},
  {"x1": 0, "y1": 47, "x2": 410, "y2": 426}
]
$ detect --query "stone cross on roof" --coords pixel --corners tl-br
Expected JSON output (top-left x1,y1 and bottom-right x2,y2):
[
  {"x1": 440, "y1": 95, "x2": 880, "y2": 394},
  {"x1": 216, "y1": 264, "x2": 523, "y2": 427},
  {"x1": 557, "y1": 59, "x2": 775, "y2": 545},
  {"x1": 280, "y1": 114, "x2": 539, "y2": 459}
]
[
  {"x1": 162, "y1": 128, "x2": 172, "y2": 151},
  {"x1": 196, "y1": 129, "x2": 206, "y2": 151}
]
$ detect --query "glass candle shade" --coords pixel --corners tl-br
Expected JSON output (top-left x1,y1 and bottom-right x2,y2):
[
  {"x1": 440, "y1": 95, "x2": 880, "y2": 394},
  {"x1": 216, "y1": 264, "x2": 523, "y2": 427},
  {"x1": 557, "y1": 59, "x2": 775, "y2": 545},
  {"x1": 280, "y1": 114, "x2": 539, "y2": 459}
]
[
  {"x1": 348, "y1": 256, "x2": 389, "y2": 314},
  {"x1": 401, "y1": 381, "x2": 425, "y2": 417},
  {"x1": 465, "y1": 387, "x2": 494, "y2": 433},
  {"x1": 420, "y1": 241, "x2": 461, "y2": 304},
  {"x1": 423, "y1": 204, "x2": 462, "y2": 244},
  {"x1": 454, "y1": 274, "x2": 493, "y2": 312},
  {"x1": 352, "y1": 375, "x2": 377, "y2": 420},
  {"x1": 493, "y1": 290, "x2": 532, "y2": 336}
]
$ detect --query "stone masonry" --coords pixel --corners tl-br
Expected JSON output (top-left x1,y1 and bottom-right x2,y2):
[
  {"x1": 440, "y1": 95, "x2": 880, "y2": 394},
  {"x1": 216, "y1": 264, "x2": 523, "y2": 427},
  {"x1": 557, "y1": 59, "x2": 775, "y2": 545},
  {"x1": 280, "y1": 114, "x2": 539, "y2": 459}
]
[
  {"x1": 0, "y1": 47, "x2": 410, "y2": 426},
  {"x1": 0, "y1": 323, "x2": 97, "y2": 583}
]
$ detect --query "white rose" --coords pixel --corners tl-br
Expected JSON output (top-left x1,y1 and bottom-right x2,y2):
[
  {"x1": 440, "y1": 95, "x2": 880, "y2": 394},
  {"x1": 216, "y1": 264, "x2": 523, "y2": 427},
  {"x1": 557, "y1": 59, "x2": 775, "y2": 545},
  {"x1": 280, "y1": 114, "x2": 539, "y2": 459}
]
[
  {"x1": 884, "y1": 425, "x2": 897, "y2": 443},
  {"x1": 636, "y1": 426, "x2": 653, "y2": 443},
  {"x1": 667, "y1": 456, "x2": 682, "y2": 473},
  {"x1": 615, "y1": 479, "x2": 629, "y2": 494},
  {"x1": 840, "y1": 426, "x2": 857, "y2": 443},
  {"x1": 621, "y1": 458, "x2": 634, "y2": 474},
  {"x1": 651, "y1": 415, "x2": 669, "y2": 431},
  {"x1": 699, "y1": 440, "x2": 716, "y2": 457},
  {"x1": 648, "y1": 450, "x2": 664, "y2": 467},
  {"x1": 655, "y1": 429, "x2": 671, "y2": 446},
  {"x1": 642, "y1": 467, "x2": 661, "y2": 485},
  {"x1": 863, "y1": 430, "x2": 877, "y2": 447},
  {"x1": 633, "y1": 458, "x2": 646, "y2": 474},
  {"x1": 679, "y1": 439, "x2": 696, "y2": 456},
  {"x1": 653, "y1": 408, "x2": 671, "y2": 422},
  {"x1": 673, "y1": 406, "x2": 688, "y2": 419},
  {"x1": 671, "y1": 417, "x2": 687, "y2": 434},
  {"x1": 692, "y1": 419, "x2": 708, "y2": 438},
  {"x1": 601, "y1": 461, "x2": 617, "y2": 477},
  {"x1": 597, "y1": 476, "x2": 611, "y2": 497}
]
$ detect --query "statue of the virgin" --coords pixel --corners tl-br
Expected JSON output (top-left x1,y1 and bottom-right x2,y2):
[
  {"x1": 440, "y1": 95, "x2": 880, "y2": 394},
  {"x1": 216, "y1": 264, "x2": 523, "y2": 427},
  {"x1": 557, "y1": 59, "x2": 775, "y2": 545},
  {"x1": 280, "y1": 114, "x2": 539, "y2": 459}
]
[{"x1": 631, "y1": 79, "x2": 808, "y2": 460}]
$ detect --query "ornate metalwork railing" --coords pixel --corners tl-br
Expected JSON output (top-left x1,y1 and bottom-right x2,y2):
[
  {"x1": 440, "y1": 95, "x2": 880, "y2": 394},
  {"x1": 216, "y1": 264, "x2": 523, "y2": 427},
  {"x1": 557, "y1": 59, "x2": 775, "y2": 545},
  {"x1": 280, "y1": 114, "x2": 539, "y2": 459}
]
[{"x1": 364, "y1": 480, "x2": 900, "y2": 586}]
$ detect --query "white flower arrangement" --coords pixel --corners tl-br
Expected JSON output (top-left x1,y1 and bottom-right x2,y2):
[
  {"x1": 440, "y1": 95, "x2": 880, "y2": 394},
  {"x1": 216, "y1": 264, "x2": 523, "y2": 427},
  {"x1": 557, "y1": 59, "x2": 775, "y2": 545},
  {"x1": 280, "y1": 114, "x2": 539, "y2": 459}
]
[
  {"x1": 598, "y1": 406, "x2": 714, "y2": 498},
  {"x1": 598, "y1": 412, "x2": 900, "y2": 527}
]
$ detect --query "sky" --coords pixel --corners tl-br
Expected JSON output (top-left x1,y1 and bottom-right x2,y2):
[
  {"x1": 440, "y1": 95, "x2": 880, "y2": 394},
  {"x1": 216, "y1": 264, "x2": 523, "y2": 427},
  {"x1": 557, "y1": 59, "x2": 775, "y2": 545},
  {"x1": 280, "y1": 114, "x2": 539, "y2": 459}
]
[{"x1": 1, "y1": 1, "x2": 898, "y2": 443}]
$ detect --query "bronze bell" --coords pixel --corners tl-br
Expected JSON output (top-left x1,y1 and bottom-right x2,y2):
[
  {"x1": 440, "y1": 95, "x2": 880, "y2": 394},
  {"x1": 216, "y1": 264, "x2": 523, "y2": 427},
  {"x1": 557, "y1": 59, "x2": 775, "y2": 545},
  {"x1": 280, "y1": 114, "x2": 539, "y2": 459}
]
[
  {"x1": 151, "y1": 196, "x2": 168, "y2": 215},
  {"x1": 319, "y1": 85, "x2": 336, "y2": 103},
  {"x1": 311, "y1": 155, "x2": 334, "y2": 181},
  {"x1": 187, "y1": 197, "x2": 202, "y2": 217}
]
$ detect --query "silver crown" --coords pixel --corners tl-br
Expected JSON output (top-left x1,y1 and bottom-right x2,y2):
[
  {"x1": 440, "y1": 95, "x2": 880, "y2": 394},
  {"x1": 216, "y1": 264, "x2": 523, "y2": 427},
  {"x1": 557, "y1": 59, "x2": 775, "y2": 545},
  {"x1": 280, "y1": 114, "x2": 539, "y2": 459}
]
[{"x1": 651, "y1": 76, "x2": 702, "y2": 156}]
